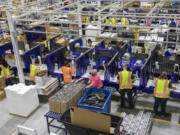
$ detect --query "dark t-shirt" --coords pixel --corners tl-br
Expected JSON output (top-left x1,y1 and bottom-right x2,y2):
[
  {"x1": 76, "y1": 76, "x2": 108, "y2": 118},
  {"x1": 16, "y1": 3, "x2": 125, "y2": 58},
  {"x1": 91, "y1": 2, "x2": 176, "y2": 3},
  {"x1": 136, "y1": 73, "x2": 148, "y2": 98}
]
[{"x1": 169, "y1": 81, "x2": 172, "y2": 88}]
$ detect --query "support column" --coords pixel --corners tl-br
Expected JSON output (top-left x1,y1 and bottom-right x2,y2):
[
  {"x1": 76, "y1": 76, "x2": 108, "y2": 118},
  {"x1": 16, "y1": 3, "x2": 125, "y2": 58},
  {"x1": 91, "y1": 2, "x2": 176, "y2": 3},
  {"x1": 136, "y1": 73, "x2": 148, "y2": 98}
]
[
  {"x1": 21, "y1": 0, "x2": 24, "y2": 7},
  {"x1": 6, "y1": 11, "x2": 25, "y2": 84},
  {"x1": 77, "y1": 0, "x2": 82, "y2": 36},
  {"x1": 98, "y1": 1, "x2": 101, "y2": 36}
]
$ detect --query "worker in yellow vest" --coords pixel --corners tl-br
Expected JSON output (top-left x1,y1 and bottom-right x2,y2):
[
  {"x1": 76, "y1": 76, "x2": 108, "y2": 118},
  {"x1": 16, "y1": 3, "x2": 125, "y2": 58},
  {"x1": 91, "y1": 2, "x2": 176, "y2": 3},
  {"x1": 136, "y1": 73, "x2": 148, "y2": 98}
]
[
  {"x1": 104, "y1": 17, "x2": 110, "y2": 24},
  {"x1": 112, "y1": 17, "x2": 117, "y2": 25},
  {"x1": 62, "y1": 61, "x2": 75, "y2": 83},
  {"x1": 0, "y1": 58, "x2": 13, "y2": 85},
  {"x1": 153, "y1": 72, "x2": 176, "y2": 117},
  {"x1": 85, "y1": 16, "x2": 90, "y2": 23},
  {"x1": 121, "y1": 17, "x2": 128, "y2": 26},
  {"x1": 117, "y1": 64, "x2": 134, "y2": 108},
  {"x1": 112, "y1": 17, "x2": 117, "y2": 30},
  {"x1": 29, "y1": 59, "x2": 40, "y2": 83}
]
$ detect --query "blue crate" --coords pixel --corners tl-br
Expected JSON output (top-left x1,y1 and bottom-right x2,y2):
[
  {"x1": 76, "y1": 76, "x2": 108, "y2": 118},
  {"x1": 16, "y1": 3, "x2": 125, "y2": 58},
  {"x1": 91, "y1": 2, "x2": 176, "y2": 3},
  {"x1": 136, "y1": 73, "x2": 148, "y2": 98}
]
[{"x1": 77, "y1": 88, "x2": 112, "y2": 113}]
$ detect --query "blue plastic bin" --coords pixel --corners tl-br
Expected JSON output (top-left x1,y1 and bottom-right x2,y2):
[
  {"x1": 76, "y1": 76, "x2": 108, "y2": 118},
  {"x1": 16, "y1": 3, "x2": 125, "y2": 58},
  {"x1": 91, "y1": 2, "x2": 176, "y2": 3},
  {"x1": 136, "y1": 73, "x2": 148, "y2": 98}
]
[{"x1": 77, "y1": 88, "x2": 112, "y2": 113}]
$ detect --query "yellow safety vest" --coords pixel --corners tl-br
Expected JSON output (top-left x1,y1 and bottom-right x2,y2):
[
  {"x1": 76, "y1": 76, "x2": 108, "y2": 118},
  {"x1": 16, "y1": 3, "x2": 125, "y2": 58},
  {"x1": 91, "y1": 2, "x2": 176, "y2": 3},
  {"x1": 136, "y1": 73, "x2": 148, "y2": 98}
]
[
  {"x1": 112, "y1": 17, "x2": 117, "y2": 25},
  {"x1": 42, "y1": 41, "x2": 48, "y2": 47},
  {"x1": 154, "y1": 79, "x2": 170, "y2": 98},
  {"x1": 86, "y1": 16, "x2": 90, "y2": 23},
  {"x1": 118, "y1": 70, "x2": 132, "y2": 89},
  {"x1": 134, "y1": 29, "x2": 139, "y2": 44},
  {"x1": 30, "y1": 64, "x2": 39, "y2": 82},
  {"x1": 17, "y1": 35, "x2": 22, "y2": 42},
  {"x1": 62, "y1": 66, "x2": 74, "y2": 83},
  {"x1": 121, "y1": 17, "x2": 128, "y2": 26},
  {"x1": 105, "y1": 18, "x2": 110, "y2": 24},
  {"x1": 0, "y1": 65, "x2": 10, "y2": 78}
]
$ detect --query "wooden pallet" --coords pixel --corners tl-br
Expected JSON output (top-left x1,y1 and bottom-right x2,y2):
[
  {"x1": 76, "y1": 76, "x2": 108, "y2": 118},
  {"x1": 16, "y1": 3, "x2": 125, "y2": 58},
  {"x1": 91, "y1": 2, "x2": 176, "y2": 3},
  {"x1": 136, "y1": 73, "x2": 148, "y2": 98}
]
[{"x1": 9, "y1": 105, "x2": 39, "y2": 118}]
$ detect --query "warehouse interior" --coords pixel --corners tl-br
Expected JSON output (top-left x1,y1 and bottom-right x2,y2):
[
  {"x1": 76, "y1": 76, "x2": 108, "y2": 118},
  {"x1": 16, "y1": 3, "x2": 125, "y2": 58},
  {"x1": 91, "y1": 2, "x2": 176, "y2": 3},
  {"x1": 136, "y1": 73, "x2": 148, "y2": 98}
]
[{"x1": 1, "y1": 0, "x2": 180, "y2": 135}]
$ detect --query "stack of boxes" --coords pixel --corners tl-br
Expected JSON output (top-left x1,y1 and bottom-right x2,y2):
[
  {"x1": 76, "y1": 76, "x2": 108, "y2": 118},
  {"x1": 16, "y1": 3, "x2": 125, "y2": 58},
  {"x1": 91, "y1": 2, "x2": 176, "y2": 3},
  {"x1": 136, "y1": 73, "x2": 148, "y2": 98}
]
[
  {"x1": 49, "y1": 79, "x2": 86, "y2": 113},
  {"x1": 0, "y1": 76, "x2": 6, "y2": 100}
]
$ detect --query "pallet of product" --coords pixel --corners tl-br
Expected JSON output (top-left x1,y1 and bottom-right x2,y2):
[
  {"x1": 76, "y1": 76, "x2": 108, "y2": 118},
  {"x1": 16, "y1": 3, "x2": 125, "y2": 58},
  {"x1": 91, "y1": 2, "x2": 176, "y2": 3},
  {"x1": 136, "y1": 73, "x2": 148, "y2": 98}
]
[{"x1": 49, "y1": 79, "x2": 86, "y2": 114}]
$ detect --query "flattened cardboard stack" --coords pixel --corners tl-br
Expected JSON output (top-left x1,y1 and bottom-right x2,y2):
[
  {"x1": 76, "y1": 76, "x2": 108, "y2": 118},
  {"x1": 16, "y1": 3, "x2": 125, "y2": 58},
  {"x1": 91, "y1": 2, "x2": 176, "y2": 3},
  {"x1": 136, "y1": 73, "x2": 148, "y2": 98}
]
[
  {"x1": 0, "y1": 76, "x2": 6, "y2": 100},
  {"x1": 0, "y1": 36, "x2": 11, "y2": 45},
  {"x1": 46, "y1": 27, "x2": 63, "y2": 39},
  {"x1": 55, "y1": 37, "x2": 69, "y2": 46},
  {"x1": 49, "y1": 79, "x2": 86, "y2": 113}
]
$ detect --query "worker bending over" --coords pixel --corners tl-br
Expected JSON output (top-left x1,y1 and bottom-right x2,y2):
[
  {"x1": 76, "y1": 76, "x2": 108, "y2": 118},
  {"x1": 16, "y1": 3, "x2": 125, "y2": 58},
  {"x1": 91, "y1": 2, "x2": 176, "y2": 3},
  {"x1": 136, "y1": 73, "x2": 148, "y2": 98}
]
[
  {"x1": 30, "y1": 59, "x2": 40, "y2": 83},
  {"x1": 86, "y1": 69, "x2": 103, "y2": 89},
  {"x1": 62, "y1": 61, "x2": 75, "y2": 83},
  {"x1": 0, "y1": 58, "x2": 13, "y2": 85},
  {"x1": 117, "y1": 64, "x2": 134, "y2": 109},
  {"x1": 154, "y1": 72, "x2": 176, "y2": 117}
]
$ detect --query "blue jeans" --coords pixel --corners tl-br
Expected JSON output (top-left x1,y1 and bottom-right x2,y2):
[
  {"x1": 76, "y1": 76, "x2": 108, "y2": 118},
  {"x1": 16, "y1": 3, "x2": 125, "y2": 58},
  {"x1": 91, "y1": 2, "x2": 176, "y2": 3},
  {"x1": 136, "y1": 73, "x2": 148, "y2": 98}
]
[
  {"x1": 5, "y1": 78, "x2": 13, "y2": 86},
  {"x1": 154, "y1": 97, "x2": 168, "y2": 115}
]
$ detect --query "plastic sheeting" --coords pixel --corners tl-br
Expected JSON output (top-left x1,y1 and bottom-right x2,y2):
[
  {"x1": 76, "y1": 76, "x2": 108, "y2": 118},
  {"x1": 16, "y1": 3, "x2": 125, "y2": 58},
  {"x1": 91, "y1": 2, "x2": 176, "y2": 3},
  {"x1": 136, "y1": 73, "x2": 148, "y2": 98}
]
[
  {"x1": 46, "y1": 47, "x2": 66, "y2": 75},
  {"x1": 0, "y1": 42, "x2": 13, "y2": 57},
  {"x1": 70, "y1": 38, "x2": 83, "y2": 52},
  {"x1": 97, "y1": 40, "x2": 105, "y2": 48},
  {"x1": 140, "y1": 45, "x2": 157, "y2": 88},
  {"x1": 26, "y1": 26, "x2": 46, "y2": 43},
  {"x1": 22, "y1": 45, "x2": 41, "y2": 72},
  {"x1": 75, "y1": 49, "x2": 91, "y2": 77}
]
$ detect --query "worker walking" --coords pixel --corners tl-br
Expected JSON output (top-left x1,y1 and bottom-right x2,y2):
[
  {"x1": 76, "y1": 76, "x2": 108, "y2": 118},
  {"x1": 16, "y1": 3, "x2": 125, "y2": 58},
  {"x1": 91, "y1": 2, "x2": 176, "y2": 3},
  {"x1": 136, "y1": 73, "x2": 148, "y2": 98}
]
[
  {"x1": 86, "y1": 69, "x2": 103, "y2": 89},
  {"x1": 0, "y1": 58, "x2": 13, "y2": 85},
  {"x1": 117, "y1": 64, "x2": 134, "y2": 109},
  {"x1": 29, "y1": 59, "x2": 40, "y2": 83},
  {"x1": 153, "y1": 72, "x2": 175, "y2": 117},
  {"x1": 62, "y1": 61, "x2": 75, "y2": 83}
]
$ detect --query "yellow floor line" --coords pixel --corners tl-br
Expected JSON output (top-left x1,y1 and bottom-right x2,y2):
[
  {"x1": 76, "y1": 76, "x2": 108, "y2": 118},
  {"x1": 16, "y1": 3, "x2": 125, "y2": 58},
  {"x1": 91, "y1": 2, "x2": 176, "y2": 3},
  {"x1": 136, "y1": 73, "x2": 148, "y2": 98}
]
[
  {"x1": 111, "y1": 100, "x2": 119, "y2": 103},
  {"x1": 112, "y1": 101, "x2": 180, "y2": 126},
  {"x1": 116, "y1": 111, "x2": 180, "y2": 126},
  {"x1": 152, "y1": 118, "x2": 171, "y2": 124},
  {"x1": 135, "y1": 107, "x2": 153, "y2": 111}
]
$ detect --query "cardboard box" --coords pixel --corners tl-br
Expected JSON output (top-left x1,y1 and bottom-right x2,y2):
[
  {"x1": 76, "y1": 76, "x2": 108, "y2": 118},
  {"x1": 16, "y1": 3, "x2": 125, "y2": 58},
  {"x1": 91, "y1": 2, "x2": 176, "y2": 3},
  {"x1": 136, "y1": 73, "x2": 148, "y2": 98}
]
[
  {"x1": 0, "y1": 91, "x2": 6, "y2": 100},
  {"x1": 37, "y1": 70, "x2": 47, "y2": 77},
  {"x1": 49, "y1": 88, "x2": 85, "y2": 113},
  {"x1": 46, "y1": 27, "x2": 63, "y2": 39},
  {"x1": 54, "y1": 100, "x2": 61, "y2": 113},
  {"x1": 49, "y1": 99, "x2": 55, "y2": 112},
  {"x1": 0, "y1": 76, "x2": 6, "y2": 89},
  {"x1": 70, "y1": 107, "x2": 111, "y2": 133},
  {"x1": 49, "y1": 80, "x2": 86, "y2": 113},
  {"x1": 56, "y1": 38, "x2": 65, "y2": 45}
]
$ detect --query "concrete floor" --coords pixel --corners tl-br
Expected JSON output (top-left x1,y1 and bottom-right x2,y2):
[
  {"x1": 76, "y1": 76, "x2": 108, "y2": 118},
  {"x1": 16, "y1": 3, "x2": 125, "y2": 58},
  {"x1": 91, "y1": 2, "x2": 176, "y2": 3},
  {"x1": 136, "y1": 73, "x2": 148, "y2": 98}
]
[{"x1": 0, "y1": 94, "x2": 180, "y2": 135}]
